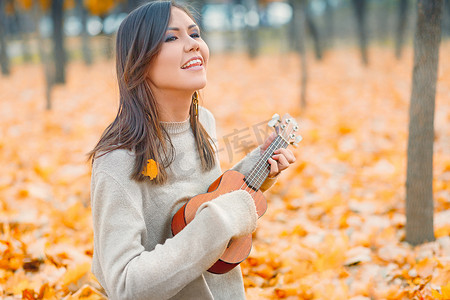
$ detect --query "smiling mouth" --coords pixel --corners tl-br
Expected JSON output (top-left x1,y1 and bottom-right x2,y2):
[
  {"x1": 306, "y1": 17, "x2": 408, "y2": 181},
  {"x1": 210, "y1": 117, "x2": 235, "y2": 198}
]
[{"x1": 181, "y1": 58, "x2": 203, "y2": 69}]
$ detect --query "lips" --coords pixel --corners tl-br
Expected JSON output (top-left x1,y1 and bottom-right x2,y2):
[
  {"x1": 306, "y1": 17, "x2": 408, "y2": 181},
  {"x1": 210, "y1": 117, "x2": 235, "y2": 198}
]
[{"x1": 181, "y1": 57, "x2": 203, "y2": 69}]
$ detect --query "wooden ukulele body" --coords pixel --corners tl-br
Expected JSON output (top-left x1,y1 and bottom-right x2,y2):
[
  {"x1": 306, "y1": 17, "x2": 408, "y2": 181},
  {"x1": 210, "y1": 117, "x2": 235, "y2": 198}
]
[{"x1": 171, "y1": 170, "x2": 267, "y2": 274}]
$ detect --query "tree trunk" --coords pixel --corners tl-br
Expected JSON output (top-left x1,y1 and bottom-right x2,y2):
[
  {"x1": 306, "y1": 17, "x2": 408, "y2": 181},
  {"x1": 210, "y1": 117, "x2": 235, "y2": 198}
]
[
  {"x1": 444, "y1": 0, "x2": 450, "y2": 36},
  {"x1": 395, "y1": 0, "x2": 409, "y2": 59},
  {"x1": 352, "y1": 0, "x2": 369, "y2": 66},
  {"x1": 323, "y1": 0, "x2": 334, "y2": 50},
  {"x1": 305, "y1": 1, "x2": 322, "y2": 60},
  {"x1": 288, "y1": 0, "x2": 299, "y2": 52},
  {"x1": 290, "y1": 0, "x2": 308, "y2": 109},
  {"x1": 51, "y1": 0, "x2": 66, "y2": 84},
  {"x1": 12, "y1": 7, "x2": 32, "y2": 63},
  {"x1": 244, "y1": 0, "x2": 260, "y2": 59},
  {"x1": 34, "y1": 2, "x2": 54, "y2": 109},
  {"x1": 77, "y1": 0, "x2": 92, "y2": 65},
  {"x1": 0, "y1": 0, "x2": 10, "y2": 76},
  {"x1": 375, "y1": 0, "x2": 391, "y2": 44},
  {"x1": 405, "y1": 0, "x2": 443, "y2": 246}
]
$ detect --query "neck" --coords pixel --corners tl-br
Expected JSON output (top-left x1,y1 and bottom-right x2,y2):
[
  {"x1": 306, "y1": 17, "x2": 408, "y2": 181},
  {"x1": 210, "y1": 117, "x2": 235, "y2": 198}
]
[
  {"x1": 243, "y1": 135, "x2": 289, "y2": 191},
  {"x1": 151, "y1": 88, "x2": 193, "y2": 122}
]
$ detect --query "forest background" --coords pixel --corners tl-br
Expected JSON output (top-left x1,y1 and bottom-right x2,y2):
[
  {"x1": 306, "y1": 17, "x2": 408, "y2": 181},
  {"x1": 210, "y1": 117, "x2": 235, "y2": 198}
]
[{"x1": 0, "y1": 0, "x2": 449, "y2": 299}]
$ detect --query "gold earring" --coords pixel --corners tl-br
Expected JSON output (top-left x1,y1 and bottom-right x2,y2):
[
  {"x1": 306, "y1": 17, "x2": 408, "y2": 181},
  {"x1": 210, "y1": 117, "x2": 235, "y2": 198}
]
[{"x1": 192, "y1": 91, "x2": 199, "y2": 117}]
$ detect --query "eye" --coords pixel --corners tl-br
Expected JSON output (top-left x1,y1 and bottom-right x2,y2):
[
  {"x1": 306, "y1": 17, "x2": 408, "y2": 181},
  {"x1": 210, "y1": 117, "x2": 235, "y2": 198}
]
[
  {"x1": 190, "y1": 32, "x2": 200, "y2": 39},
  {"x1": 165, "y1": 36, "x2": 177, "y2": 42}
]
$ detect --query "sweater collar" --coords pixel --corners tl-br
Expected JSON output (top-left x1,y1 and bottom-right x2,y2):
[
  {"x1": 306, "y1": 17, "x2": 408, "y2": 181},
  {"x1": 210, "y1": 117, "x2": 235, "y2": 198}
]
[{"x1": 160, "y1": 116, "x2": 191, "y2": 134}]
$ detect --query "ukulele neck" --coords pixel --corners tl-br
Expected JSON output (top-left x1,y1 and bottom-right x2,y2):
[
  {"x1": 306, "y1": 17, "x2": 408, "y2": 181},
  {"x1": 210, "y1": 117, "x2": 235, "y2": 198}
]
[{"x1": 243, "y1": 135, "x2": 289, "y2": 191}]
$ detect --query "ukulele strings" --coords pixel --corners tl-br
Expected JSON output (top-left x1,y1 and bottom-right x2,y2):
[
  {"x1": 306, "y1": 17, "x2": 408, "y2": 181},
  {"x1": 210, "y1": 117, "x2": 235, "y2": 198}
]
[
  {"x1": 249, "y1": 127, "x2": 293, "y2": 195},
  {"x1": 239, "y1": 128, "x2": 288, "y2": 194},
  {"x1": 248, "y1": 137, "x2": 285, "y2": 195},
  {"x1": 238, "y1": 139, "x2": 282, "y2": 193},
  {"x1": 239, "y1": 124, "x2": 294, "y2": 196}
]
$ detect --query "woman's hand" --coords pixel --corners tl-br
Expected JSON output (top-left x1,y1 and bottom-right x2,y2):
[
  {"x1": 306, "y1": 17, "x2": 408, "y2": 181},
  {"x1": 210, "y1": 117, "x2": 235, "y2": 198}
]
[{"x1": 261, "y1": 132, "x2": 296, "y2": 178}]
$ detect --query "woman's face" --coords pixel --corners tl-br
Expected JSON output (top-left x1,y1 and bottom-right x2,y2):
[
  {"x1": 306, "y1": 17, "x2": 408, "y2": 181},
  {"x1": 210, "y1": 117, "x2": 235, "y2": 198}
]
[{"x1": 147, "y1": 7, "x2": 209, "y2": 93}]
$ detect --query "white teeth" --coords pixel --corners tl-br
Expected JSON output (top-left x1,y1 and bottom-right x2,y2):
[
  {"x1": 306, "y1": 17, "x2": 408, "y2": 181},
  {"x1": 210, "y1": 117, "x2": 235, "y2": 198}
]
[{"x1": 182, "y1": 59, "x2": 202, "y2": 69}]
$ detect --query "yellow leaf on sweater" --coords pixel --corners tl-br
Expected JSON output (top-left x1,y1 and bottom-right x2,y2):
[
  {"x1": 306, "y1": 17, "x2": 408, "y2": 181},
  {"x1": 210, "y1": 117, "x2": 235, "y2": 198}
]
[{"x1": 142, "y1": 159, "x2": 158, "y2": 180}]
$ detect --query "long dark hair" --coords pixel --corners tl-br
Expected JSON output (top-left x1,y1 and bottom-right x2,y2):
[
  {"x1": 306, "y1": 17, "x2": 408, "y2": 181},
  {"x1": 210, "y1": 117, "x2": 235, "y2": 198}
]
[{"x1": 88, "y1": 1, "x2": 216, "y2": 184}]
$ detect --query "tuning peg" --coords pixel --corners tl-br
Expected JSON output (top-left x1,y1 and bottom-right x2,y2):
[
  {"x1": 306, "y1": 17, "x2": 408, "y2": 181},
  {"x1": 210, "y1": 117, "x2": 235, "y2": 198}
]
[
  {"x1": 291, "y1": 135, "x2": 303, "y2": 148},
  {"x1": 268, "y1": 113, "x2": 281, "y2": 127}
]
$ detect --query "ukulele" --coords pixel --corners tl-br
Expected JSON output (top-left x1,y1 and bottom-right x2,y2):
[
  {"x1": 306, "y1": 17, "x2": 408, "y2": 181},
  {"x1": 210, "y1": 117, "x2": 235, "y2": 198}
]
[{"x1": 171, "y1": 113, "x2": 302, "y2": 274}]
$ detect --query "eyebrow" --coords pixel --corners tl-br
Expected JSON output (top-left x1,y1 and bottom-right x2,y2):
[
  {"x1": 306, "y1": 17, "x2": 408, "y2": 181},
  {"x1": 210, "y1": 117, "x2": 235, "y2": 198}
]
[{"x1": 167, "y1": 24, "x2": 198, "y2": 31}]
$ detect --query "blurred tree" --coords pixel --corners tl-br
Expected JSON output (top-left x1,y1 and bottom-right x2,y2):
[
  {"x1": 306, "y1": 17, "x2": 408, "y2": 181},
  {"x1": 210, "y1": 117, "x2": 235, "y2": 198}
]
[
  {"x1": 14, "y1": 0, "x2": 32, "y2": 62},
  {"x1": 375, "y1": 0, "x2": 391, "y2": 44},
  {"x1": 352, "y1": 0, "x2": 368, "y2": 65},
  {"x1": 395, "y1": 0, "x2": 409, "y2": 59},
  {"x1": 77, "y1": 0, "x2": 92, "y2": 65},
  {"x1": 305, "y1": 0, "x2": 322, "y2": 60},
  {"x1": 289, "y1": 0, "x2": 308, "y2": 109},
  {"x1": 445, "y1": 0, "x2": 450, "y2": 35},
  {"x1": 323, "y1": 0, "x2": 334, "y2": 50},
  {"x1": 51, "y1": 0, "x2": 66, "y2": 84},
  {"x1": 31, "y1": 1, "x2": 54, "y2": 109},
  {"x1": 85, "y1": 0, "x2": 117, "y2": 59},
  {"x1": 243, "y1": 0, "x2": 260, "y2": 58},
  {"x1": 406, "y1": 0, "x2": 443, "y2": 246},
  {"x1": 0, "y1": 0, "x2": 11, "y2": 75}
]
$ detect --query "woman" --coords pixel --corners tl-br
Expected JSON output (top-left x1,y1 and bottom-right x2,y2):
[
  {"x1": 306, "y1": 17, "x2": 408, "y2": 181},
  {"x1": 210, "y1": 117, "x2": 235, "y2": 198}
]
[{"x1": 89, "y1": 1, "x2": 295, "y2": 299}]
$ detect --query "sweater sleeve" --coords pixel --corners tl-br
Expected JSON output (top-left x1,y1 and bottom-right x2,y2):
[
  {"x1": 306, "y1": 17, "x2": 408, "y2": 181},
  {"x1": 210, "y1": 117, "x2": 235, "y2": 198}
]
[{"x1": 91, "y1": 171, "x2": 256, "y2": 300}]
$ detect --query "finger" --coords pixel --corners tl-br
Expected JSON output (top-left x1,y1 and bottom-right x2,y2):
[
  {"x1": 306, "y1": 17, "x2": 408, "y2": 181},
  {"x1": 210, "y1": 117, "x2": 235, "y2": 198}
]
[
  {"x1": 274, "y1": 149, "x2": 296, "y2": 164},
  {"x1": 268, "y1": 157, "x2": 279, "y2": 177},
  {"x1": 272, "y1": 154, "x2": 289, "y2": 171},
  {"x1": 273, "y1": 149, "x2": 295, "y2": 163}
]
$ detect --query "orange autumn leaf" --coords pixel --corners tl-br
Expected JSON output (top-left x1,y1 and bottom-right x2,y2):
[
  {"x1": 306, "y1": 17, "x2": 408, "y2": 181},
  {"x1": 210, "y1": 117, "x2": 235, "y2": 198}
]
[
  {"x1": 22, "y1": 289, "x2": 36, "y2": 300},
  {"x1": 274, "y1": 287, "x2": 298, "y2": 298},
  {"x1": 16, "y1": 0, "x2": 33, "y2": 10},
  {"x1": 38, "y1": 0, "x2": 51, "y2": 10},
  {"x1": 63, "y1": 284, "x2": 106, "y2": 300},
  {"x1": 61, "y1": 263, "x2": 91, "y2": 291},
  {"x1": 142, "y1": 159, "x2": 158, "y2": 180},
  {"x1": 84, "y1": 0, "x2": 116, "y2": 16},
  {"x1": 38, "y1": 283, "x2": 58, "y2": 300},
  {"x1": 432, "y1": 282, "x2": 450, "y2": 300}
]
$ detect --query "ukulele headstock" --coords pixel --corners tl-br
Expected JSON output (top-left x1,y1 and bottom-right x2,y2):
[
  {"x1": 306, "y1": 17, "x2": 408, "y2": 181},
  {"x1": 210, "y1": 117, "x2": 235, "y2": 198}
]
[{"x1": 268, "y1": 113, "x2": 302, "y2": 147}]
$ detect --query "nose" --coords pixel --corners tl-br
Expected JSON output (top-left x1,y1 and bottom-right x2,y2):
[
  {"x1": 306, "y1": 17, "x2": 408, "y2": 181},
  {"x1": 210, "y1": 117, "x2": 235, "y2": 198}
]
[{"x1": 184, "y1": 36, "x2": 200, "y2": 52}]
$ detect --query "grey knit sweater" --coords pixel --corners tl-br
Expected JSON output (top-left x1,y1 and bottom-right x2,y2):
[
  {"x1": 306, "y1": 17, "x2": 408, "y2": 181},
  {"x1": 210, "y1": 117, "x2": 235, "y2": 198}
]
[{"x1": 90, "y1": 106, "x2": 277, "y2": 300}]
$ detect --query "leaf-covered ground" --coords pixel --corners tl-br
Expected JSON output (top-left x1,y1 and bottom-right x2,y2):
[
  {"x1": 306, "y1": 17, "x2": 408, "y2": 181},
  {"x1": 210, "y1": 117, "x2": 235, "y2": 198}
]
[{"x1": 0, "y1": 44, "x2": 449, "y2": 299}]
